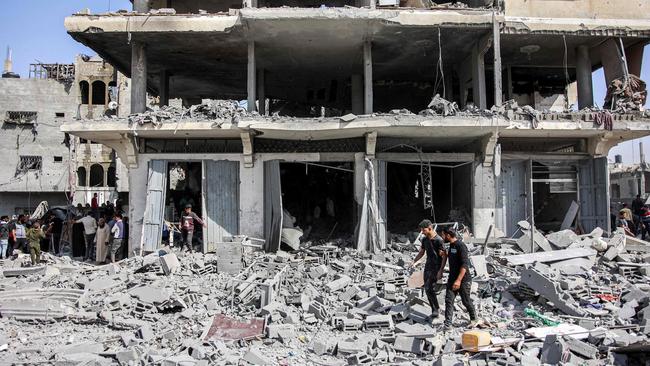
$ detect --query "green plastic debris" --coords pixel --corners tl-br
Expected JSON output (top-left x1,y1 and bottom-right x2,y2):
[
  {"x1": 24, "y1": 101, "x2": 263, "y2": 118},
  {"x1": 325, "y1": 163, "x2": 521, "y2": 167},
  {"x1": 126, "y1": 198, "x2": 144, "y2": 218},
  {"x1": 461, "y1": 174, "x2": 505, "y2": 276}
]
[{"x1": 524, "y1": 307, "x2": 560, "y2": 326}]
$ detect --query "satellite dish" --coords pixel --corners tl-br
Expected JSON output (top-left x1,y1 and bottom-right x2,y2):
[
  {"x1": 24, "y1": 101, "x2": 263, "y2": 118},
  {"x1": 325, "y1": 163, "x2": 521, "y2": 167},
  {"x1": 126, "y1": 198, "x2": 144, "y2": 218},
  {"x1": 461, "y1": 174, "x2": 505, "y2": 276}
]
[{"x1": 108, "y1": 101, "x2": 118, "y2": 110}]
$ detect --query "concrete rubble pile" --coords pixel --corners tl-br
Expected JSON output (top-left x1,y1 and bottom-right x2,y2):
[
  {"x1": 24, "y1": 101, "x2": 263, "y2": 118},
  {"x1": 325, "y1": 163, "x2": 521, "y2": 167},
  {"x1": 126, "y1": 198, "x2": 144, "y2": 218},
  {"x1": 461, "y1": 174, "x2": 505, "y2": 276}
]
[
  {"x1": 1, "y1": 226, "x2": 649, "y2": 365},
  {"x1": 126, "y1": 100, "x2": 251, "y2": 127},
  {"x1": 604, "y1": 75, "x2": 648, "y2": 113}
]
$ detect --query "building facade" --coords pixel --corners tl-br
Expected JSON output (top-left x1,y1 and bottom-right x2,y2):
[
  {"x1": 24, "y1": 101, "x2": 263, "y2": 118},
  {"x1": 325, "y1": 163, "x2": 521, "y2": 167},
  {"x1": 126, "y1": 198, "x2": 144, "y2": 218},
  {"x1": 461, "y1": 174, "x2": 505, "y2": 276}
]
[
  {"x1": 0, "y1": 56, "x2": 129, "y2": 215},
  {"x1": 62, "y1": 0, "x2": 650, "y2": 254}
]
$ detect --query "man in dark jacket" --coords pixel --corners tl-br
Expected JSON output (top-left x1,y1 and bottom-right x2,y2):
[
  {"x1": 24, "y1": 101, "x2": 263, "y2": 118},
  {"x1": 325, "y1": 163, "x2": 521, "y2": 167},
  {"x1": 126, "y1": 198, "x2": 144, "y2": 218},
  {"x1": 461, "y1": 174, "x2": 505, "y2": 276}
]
[{"x1": 442, "y1": 227, "x2": 478, "y2": 330}]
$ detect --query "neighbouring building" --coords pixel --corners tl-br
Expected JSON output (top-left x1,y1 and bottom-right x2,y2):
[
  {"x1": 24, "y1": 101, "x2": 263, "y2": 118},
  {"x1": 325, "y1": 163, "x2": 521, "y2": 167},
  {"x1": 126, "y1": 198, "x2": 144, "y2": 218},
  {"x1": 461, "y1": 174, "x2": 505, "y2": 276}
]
[
  {"x1": 0, "y1": 51, "x2": 129, "y2": 215},
  {"x1": 62, "y1": 0, "x2": 650, "y2": 255},
  {"x1": 609, "y1": 153, "x2": 650, "y2": 206}
]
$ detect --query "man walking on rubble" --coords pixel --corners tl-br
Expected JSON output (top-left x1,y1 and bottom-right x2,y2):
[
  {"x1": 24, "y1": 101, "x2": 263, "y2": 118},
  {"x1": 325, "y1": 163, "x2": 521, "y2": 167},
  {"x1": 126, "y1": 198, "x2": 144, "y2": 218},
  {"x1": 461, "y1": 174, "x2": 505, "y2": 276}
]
[
  {"x1": 410, "y1": 219, "x2": 446, "y2": 320},
  {"x1": 181, "y1": 204, "x2": 205, "y2": 253},
  {"x1": 76, "y1": 212, "x2": 97, "y2": 261},
  {"x1": 441, "y1": 227, "x2": 479, "y2": 331}
]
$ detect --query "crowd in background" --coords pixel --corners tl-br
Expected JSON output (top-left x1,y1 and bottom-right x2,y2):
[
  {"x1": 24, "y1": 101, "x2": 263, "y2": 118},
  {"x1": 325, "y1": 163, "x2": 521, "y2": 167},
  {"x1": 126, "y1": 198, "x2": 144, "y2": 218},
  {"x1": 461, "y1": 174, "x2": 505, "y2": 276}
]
[
  {"x1": 0, "y1": 195, "x2": 128, "y2": 265},
  {"x1": 614, "y1": 194, "x2": 650, "y2": 239}
]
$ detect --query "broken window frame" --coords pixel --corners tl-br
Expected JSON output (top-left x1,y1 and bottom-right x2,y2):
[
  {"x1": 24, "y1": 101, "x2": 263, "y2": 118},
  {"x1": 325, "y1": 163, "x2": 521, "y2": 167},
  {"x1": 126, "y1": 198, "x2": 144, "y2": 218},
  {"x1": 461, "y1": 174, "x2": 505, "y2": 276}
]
[
  {"x1": 16, "y1": 155, "x2": 43, "y2": 175},
  {"x1": 5, "y1": 111, "x2": 38, "y2": 125}
]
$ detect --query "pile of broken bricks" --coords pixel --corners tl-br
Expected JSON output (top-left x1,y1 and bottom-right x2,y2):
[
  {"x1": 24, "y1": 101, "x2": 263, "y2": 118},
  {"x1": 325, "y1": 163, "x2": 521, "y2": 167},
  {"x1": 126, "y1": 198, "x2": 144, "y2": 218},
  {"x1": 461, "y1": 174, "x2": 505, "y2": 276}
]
[{"x1": 0, "y1": 225, "x2": 649, "y2": 365}]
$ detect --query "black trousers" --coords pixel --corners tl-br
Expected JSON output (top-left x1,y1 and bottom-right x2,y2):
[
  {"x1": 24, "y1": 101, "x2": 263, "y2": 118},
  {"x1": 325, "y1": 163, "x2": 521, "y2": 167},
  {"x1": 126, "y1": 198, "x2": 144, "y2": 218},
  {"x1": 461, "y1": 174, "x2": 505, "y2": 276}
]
[
  {"x1": 423, "y1": 268, "x2": 440, "y2": 314},
  {"x1": 444, "y1": 280, "x2": 476, "y2": 326}
]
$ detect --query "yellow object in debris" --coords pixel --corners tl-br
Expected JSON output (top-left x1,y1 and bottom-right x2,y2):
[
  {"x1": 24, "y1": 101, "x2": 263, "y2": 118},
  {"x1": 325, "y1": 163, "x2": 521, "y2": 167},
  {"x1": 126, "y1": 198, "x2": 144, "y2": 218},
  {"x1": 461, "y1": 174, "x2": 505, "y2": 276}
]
[{"x1": 461, "y1": 330, "x2": 491, "y2": 352}]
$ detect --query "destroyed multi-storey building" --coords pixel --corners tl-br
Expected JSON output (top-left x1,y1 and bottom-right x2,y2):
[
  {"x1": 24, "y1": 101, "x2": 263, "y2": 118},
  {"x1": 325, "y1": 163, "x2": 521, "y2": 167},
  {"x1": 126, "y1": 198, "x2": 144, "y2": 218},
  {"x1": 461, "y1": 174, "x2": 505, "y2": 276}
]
[
  {"x1": 609, "y1": 151, "x2": 650, "y2": 206},
  {"x1": 0, "y1": 51, "x2": 129, "y2": 214},
  {"x1": 61, "y1": 0, "x2": 650, "y2": 254}
]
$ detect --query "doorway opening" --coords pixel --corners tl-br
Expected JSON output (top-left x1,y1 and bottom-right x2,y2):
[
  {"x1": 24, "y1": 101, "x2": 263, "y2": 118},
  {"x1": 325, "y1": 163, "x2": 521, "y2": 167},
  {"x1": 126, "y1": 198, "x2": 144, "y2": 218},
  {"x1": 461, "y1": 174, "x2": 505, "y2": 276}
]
[
  {"x1": 165, "y1": 162, "x2": 204, "y2": 250},
  {"x1": 386, "y1": 161, "x2": 473, "y2": 234},
  {"x1": 532, "y1": 162, "x2": 579, "y2": 232},
  {"x1": 280, "y1": 162, "x2": 355, "y2": 247}
]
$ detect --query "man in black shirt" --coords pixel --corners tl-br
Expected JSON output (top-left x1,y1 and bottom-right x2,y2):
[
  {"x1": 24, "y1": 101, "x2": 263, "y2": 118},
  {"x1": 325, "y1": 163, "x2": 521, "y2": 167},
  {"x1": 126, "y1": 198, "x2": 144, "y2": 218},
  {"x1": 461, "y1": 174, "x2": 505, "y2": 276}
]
[
  {"x1": 410, "y1": 219, "x2": 446, "y2": 319},
  {"x1": 441, "y1": 227, "x2": 477, "y2": 330}
]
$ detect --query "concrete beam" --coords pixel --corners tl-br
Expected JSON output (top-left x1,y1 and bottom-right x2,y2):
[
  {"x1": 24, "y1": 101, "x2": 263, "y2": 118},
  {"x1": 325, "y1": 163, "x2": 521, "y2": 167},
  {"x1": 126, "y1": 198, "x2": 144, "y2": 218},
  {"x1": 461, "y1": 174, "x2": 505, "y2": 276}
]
[
  {"x1": 130, "y1": 41, "x2": 147, "y2": 114},
  {"x1": 159, "y1": 69, "x2": 170, "y2": 107},
  {"x1": 102, "y1": 135, "x2": 138, "y2": 169},
  {"x1": 363, "y1": 41, "x2": 373, "y2": 115},
  {"x1": 575, "y1": 45, "x2": 594, "y2": 109},
  {"x1": 133, "y1": 0, "x2": 150, "y2": 13},
  {"x1": 473, "y1": 162, "x2": 496, "y2": 238},
  {"x1": 481, "y1": 131, "x2": 499, "y2": 167},
  {"x1": 240, "y1": 131, "x2": 254, "y2": 168},
  {"x1": 247, "y1": 41, "x2": 256, "y2": 113}
]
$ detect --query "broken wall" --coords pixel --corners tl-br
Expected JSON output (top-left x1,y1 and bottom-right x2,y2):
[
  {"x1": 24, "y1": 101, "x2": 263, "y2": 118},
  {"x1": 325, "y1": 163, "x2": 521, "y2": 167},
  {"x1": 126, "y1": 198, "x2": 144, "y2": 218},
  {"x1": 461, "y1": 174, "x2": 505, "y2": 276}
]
[
  {"x1": 504, "y1": 0, "x2": 650, "y2": 19},
  {"x1": 0, "y1": 78, "x2": 78, "y2": 211}
]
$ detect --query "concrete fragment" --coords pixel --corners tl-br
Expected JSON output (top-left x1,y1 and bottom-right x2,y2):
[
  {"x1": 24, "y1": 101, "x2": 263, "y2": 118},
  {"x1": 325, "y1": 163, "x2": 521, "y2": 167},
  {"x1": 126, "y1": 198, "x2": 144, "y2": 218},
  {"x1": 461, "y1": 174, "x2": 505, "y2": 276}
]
[
  {"x1": 243, "y1": 347, "x2": 272, "y2": 365},
  {"x1": 546, "y1": 230, "x2": 579, "y2": 248},
  {"x1": 393, "y1": 336, "x2": 424, "y2": 354},
  {"x1": 505, "y1": 247, "x2": 597, "y2": 266},
  {"x1": 160, "y1": 253, "x2": 180, "y2": 275},
  {"x1": 520, "y1": 267, "x2": 585, "y2": 316},
  {"x1": 563, "y1": 336, "x2": 598, "y2": 359},
  {"x1": 326, "y1": 275, "x2": 352, "y2": 292},
  {"x1": 540, "y1": 335, "x2": 567, "y2": 365}
]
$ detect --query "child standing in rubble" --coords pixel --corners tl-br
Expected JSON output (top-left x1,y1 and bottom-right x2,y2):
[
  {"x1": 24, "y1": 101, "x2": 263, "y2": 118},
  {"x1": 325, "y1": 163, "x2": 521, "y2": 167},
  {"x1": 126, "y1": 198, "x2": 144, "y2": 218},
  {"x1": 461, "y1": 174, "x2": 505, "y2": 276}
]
[{"x1": 181, "y1": 204, "x2": 205, "y2": 253}]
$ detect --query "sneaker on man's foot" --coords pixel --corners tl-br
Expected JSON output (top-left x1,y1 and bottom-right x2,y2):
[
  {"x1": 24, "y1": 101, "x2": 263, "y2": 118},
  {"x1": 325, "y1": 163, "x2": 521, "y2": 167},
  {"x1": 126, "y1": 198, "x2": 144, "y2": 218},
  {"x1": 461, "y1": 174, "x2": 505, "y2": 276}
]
[
  {"x1": 468, "y1": 319, "x2": 481, "y2": 328},
  {"x1": 431, "y1": 310, "x2": 439, "y2": 319},
  {"x1": 442, "y1": 323, "x2": 452, "y2": 332}
]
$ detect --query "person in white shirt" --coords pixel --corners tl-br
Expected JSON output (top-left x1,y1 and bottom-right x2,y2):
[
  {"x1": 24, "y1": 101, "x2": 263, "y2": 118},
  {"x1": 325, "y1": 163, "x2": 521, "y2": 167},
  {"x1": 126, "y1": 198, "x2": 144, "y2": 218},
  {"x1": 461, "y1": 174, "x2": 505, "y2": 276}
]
[
  {"x1": 76, "y1": 212, "x2": 97, "y2": 261},
  {"x1": 109, "y1": 213, "x2": 124, "y2": 263}
]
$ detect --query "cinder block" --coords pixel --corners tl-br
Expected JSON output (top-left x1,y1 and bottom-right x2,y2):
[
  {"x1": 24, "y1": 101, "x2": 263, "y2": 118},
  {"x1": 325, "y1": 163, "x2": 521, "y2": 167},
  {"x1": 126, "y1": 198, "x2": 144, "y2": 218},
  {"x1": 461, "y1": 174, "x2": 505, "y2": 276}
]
[
  {"x1": 243, "y1": 347, "x2": 272, "y2": 365},
  {"x1": 393, "y1": 336, "x2": 424, "y2": 354},
  {"x1": 159, "y1": 253, "x2": 180, "y2": 275},
  {"x1": 326, "y1": 275, "x2": 352, "y2": 292}
]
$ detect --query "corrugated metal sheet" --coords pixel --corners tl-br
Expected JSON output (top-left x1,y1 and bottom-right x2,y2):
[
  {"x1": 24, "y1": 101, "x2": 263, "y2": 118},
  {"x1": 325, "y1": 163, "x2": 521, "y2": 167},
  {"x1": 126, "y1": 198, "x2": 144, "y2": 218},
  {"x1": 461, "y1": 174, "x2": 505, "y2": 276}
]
[
  {"x1": 264, "y1": 160, "x2": 282, "y2": 252},
  {"x1": 204, "y1": 160, "x2": 239, "y2": 247},
  {"x1": 143, "y1": 160, "x2": 167, "y2": 251},
  {"x1": 579, "y1": 157, "x2": 610, "y2": 233},
  {"x1": 498, "y1": 160, "x2": 527, "y2": 237}
]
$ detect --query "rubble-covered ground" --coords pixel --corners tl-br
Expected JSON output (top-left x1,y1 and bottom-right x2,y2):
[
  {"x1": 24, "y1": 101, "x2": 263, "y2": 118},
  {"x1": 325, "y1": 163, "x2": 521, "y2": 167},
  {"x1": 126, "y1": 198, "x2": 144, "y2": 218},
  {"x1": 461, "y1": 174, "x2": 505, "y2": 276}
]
[{"x1": 1, "y1": 226, "x2": 649, "y2": 365}]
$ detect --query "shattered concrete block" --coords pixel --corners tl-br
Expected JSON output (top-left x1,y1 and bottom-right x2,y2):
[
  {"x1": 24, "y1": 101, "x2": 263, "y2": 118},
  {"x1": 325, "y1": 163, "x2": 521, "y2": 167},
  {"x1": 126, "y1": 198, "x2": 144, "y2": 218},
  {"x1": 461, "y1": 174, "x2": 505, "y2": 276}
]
[
  {"x1": 312, "y1": 339, "x2": 330, "y2": 356},
  {"x1": 267, "y1": 324, "x2": 295, "y2": 339},
  {"x1": 337, "y1": 341, "x2": 366, "y2": 354},
  {"x1": 433, "y1": 355, "x2": 464, "y2": 366},
  {"x1": 356, "y1": 296, "x2": 381, "y2": 311},
  {"x1": 243, "y1": 347, "x2": 272, "y2": 365},
  {"x1": 308, "y1": 300, "x2": 328, "y2": 321},
  {"x1": 116, "y1": 348, "x2": 140, "y2": 364},
  {"x1": 309, "y1": 264, "x2": 328, "y2": 279},
  {"x1": 340, "y1": 285, "x2": 361, "y2": 301},
  {"x1": 519, "y1": 267, "x2": 586, "y2": 317},
  {"x1": 603, "y1": 231, "x2": 626, "y2": 261},
  {"x1": 394, "y1": 336, "x2": 424, "y2": 354},
  {"x1": 326, "y1": 275, "x2": 352, "y2": 292},
  {"x1": 407, "y1": 303, "x2": 431, "y2": 323},
  {"x1": 540, "y1": 335, "x2": 567, "y2": 365},
  {"x1": 563, "y1": 336, "x2": 598, "y2": 359},
  {"x1": 347, "y1": 352, "x2": 372, "y2": 365},
  {"x1": 333, "y1": 317, "x2": 363, "y2": 331},
  {"x1": 383, "y1": 283, "x2": 397, "y2": 301},
  {"x1": 137, "y1": 325, "x2": 154, "y2": 341},
  {"x1": 364, "y1": 315, "x2": 394, "y2": 330},
  {"x1": 159, "y1": 253, "x2": 180, "y2": 275},
  {"x1": 546, "y1": 230, "x2": 579, "y2": 248}
]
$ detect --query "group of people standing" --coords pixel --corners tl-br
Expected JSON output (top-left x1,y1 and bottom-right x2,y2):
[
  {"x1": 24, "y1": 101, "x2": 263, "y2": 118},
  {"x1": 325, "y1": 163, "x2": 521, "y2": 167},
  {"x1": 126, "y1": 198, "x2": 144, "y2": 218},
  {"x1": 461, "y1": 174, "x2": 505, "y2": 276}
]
[
  {"x1": 616, "y1": 194, "x2": 650, "y2": 239},
  {"x1": 76, "y1": 211, "x2": 125, "y2": 263},
  {"x1": 0, "y1": 204, "x2": 126, "y2": 265},
  {"x1": 411, "y1": 219, "x2": 480, "y2": 331}
]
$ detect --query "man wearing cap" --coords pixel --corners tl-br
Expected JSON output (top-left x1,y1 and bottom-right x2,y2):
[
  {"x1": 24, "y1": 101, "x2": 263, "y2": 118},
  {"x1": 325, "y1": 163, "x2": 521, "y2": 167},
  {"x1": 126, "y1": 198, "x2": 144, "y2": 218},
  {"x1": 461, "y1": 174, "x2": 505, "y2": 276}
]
[
  {"x1": 410, "y1": 219, "x2": 446, "y2": 320},
  {"x1": 181, "y1": 204, "x2": 205, "y2": 253},
  {"x1": 441, "y1": 227, "x2": 478, "y2": 330}
]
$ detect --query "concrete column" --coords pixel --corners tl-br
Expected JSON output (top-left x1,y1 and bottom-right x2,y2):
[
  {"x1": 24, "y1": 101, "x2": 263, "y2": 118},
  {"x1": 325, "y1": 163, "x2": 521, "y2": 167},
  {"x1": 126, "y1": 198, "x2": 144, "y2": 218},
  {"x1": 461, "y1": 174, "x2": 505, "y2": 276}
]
[
  {"x1": 492, "y1": 13, "x2": 503, "y2": 107},
  {"x1": 127, "y1": 156, "x2": 148, "y2": 256},
  {"x1": 131, "y1": 41, "x2": 148, "y2": 114},
  {"x1": 87, "y1": 81, "x2": 94, "y2": 118},
  {"x1": 600, "y1": 38, "x2": 626, "y2": 85},
  {"x1": 133, "y1": 0, "x2": 150, "y2": 12},
  {"x1": 239, "y1": 159, "x2": 264, "y2": 238},
  {"x1": 472, "y1": 162, "x2": 497, "y2": 238},
  {"x1": 576, "y1": 45, "x2": 594, "y2": 109},
  {"x1": 472, "y1": 43, "x2": 487, "y2": 109},
  {"x1": 505, "y1": 66, "x2": 513, "y2": 100},
  {"x1": 247, "y1": 41, "x2": 256, "y2": 113},
  {"x1": 363, "y1": 41, "x2": 373, "y2": 114},
  {"x1": 351, "y1": 74, "x2": 363, "y2": 115},
  {"x1": 159, "y1": 70, "x2": 170, "y2": 107},
  {"x1": 626, "y1": 43, "x2": 645, "y2": 77},
  {"x1": 257, "y1": 69, "x2": 265, "y2": 115}
]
